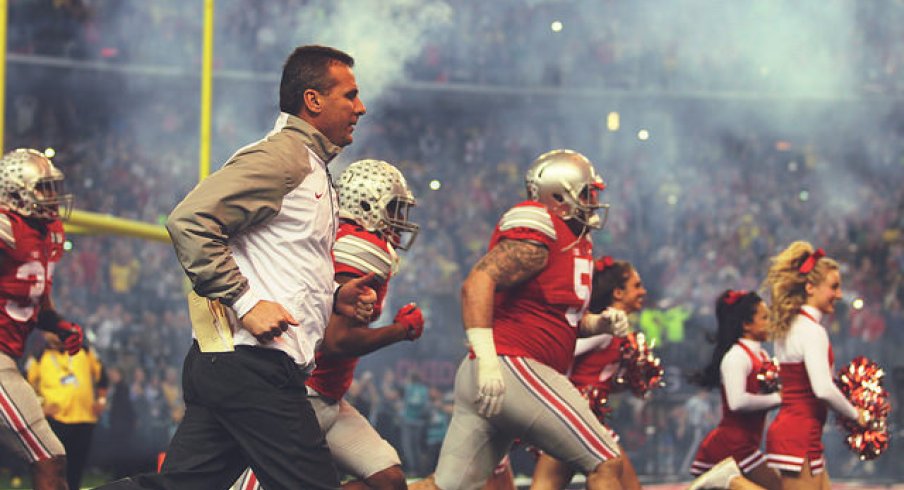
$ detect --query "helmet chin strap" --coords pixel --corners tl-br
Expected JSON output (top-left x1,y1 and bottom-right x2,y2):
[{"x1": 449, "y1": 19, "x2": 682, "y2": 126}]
[{"x1": 560, "y1": 217, "x2": 590, "y2": 252}]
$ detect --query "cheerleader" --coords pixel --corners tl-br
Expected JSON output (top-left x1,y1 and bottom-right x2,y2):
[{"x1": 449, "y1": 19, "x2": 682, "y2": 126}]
[
  {"x1": 763, "y1": 242, "x2": 867, "y2": 489},
  {"x1": 688, "y1": 290, "x2": 781, "y2": 490},
  {"x1": 530, "y1": 257, "x2": 644, "y2": 490}
]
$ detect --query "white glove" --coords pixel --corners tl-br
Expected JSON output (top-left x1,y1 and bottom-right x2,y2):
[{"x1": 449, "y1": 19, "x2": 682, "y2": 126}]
[
  {"x1": 466, "y1": 328, "x2": 505, "y2": 417},
  {"x1": 604, "y1": 307, "x2": 631, "y2": 337},
  {"x1": 580, "y1": 307, "x2": 631, "y2": 337}
]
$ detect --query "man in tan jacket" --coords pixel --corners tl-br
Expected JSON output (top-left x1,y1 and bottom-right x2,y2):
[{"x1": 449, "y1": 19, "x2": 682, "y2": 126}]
[{"x1": 100, "y1": 45, "x2": 373, "y2": 490}]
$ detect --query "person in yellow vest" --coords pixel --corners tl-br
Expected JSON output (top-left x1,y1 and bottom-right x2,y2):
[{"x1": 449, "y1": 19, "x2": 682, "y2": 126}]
[
  {"x1": 108, "y1": 241, "x2": 141, "y2": 302},
  {"x1": 27, "y1": 329, "x2": 108, "y2": 490}
]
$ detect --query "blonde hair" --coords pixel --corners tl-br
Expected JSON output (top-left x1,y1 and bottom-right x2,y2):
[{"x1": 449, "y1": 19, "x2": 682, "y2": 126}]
[{"x1": 762, "y1": 241, "x2": 839, "y2": 338}]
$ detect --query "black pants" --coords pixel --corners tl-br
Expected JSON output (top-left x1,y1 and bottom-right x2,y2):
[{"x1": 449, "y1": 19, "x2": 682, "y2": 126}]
[
  {"x1": 97, "y1": 342, "x2": 339, "y2": 490},
  {"x1": 48, "y1": 419, "x2": 94, "y2": 490}
]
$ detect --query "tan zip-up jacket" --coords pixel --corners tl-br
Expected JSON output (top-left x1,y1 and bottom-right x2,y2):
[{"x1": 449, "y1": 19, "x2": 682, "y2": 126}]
[{"x1": 166, "y1": 114, "x2": 343, "y2": 364}]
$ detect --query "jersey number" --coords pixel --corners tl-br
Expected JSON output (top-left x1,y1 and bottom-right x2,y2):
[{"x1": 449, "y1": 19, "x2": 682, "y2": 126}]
[
  {"x1": 565, "y1": 257, "x2": 593, "y2": 327},
  {"x1": 4, "y1": 261, "x2": 51, "y2": 322}
]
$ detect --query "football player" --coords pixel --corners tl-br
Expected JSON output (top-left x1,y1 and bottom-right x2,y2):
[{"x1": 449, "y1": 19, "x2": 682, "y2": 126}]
[
  {"x1": 0, "y1": 148, "x2": 82, "y2": 490},
  {"x1": 235, "y1": 159, "x2": 424, "y2": 490},
  {"x1": 416, "y1": 150, "x2": 630, "y2": 490},
  {"x1": 531, "y1": 257, "x2": 646, "y2": 490}
]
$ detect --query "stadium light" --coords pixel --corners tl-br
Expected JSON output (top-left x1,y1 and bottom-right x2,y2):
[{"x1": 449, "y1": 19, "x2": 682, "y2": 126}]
[{"x1": 607, "y1": 112, "x2": 620, "y2": 132}]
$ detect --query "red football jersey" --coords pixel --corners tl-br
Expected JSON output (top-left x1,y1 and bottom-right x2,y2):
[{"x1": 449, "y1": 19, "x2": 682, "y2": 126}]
[
  {"x1": 490, "y1": 201, "x2": 594, "y2": 374},
  {"x1": 0, "y1": 210, "x2": 65, "y2": 358},
  {"x1": 307, "y1": 221, "x2": 393, "y2": 401}
]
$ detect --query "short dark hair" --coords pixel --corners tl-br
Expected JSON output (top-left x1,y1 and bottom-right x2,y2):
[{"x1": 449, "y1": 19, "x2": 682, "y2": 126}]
[{"x1": 279, "y1": 45, "x2": 355, "y2": 115}]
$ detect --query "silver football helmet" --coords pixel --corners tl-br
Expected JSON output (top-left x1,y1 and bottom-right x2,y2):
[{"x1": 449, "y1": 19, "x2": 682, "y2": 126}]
[
  {"x1": 337, "y1": 159, "x2": 419, "y2": 250},
  {"x1": 525, "y1": 149, "x2": 609, "y2": 229},
  {"x1": 0, "y1": 149, "x2": 73, "y2": 220}
]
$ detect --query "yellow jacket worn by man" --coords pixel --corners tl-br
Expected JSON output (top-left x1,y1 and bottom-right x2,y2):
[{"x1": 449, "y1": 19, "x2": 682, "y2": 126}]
[
  {"x1": 28, "y1": 342, "x2": 105, "y2": 424},
  {"x1": 28, "y1": 331, "x2": 107, "y2": 490}
]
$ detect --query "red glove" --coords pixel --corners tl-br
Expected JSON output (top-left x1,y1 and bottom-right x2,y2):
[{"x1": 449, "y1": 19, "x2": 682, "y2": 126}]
[
  {"x1": 394, "y1": 303, "x2": 424, "y2": 341},
  {"x1": 56, "y1": 321, "x2": 84, "y2": 355}
]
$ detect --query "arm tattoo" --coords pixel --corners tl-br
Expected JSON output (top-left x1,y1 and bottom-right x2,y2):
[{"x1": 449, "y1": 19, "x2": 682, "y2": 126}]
[{"x1": 474, "y1": 239, "x2": 548, "y2": 288}]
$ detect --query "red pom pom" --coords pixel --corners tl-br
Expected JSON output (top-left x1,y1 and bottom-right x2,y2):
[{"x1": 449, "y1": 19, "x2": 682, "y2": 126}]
[
  {"x1": 612, "y1": 332, "x2": 665, "y2": 398},
  {"x1": 580, "y1": 384, "x2": 613, "y2": 423},
  {"x1": 756, "y1": 357, "x2": 781, "y2": 394},
  {"x1": 834, "y1": 356, "x2": 891, "y2": 460}
]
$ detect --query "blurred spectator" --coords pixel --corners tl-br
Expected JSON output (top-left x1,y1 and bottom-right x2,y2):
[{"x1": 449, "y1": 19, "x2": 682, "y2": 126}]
[
  {"x1": 159, "y1": 366, "x2": 184, "y2": 438},
  {"x1": 347, "y1": 370, "x2": 380, "y2": 425},
  {"x1": 96, "y1": 366, "x2": 136, "y2": 480},
  {"x1": 425, "y1": 388, "x2": 453, "y2": 471},
  {"x1": 377, "y1": 369, "x2": 402, "y2": 456},
  {"x1": 27, "y1": 331, "x2": 108, "y2": 490},
  {"x1": 108, "y1": 241, "x2": 141, "y2": 308},
  {"x1": 679, "y1": 388, "x2": 717, "y2": 472},
  {"x1": 400, "y1": 371, "x2": 430, "y2": 476},
  {"x1": 849, "y1": 302, "x2": 886, "y2": 343}
]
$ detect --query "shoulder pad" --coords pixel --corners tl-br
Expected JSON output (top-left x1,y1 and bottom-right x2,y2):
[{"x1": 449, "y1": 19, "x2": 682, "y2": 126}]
[
  {"x1": 334, "y1": 232, "x2": 393, "y2": 281},
  {"x1": 0, "y1": 213, "x2": 14, "y2": 249},
  {"x1": 498, "y1": 204, "x2": 557, "y2": 240}
]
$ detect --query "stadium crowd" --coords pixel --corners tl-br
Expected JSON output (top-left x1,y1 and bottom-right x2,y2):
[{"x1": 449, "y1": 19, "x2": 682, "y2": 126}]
[
  {"x1": 8, "y1": 0, "x2": 904, "y2": 94},
  {"x1": 2, "y1": 0, "x2": 904, "y2": 485}
]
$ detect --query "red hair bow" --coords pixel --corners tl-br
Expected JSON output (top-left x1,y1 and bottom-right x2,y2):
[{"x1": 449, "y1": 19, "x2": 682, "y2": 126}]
[
  {"x1": 798, "y1": 248, "x2": 825, "y2": 274},
  {"x1": 595, "y1": 256, "x2": 614, "y2": 272},
  {"x1": 724, "y1": 290, "x2": 748, "y2": 305}
]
